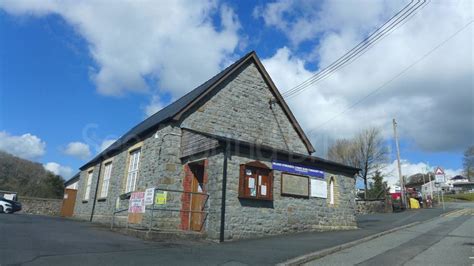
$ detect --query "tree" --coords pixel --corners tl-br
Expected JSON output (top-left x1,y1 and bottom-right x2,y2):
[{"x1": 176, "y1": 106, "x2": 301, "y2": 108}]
[
  {"x1": 0, "y1": 151, "x2": 65, "y2": 198},
  {"x1": 367, "y1": 170, "x2": 386, "y2": 199},
  {"x1": 328, "y1": 127, "x2": 389, "y2": 199},
  {"x1": 328, "y1": 139, "x2": 357, "y2": 166},
  {"x1": 463, "y1": 146, "x2": 474, "y2": 181}
]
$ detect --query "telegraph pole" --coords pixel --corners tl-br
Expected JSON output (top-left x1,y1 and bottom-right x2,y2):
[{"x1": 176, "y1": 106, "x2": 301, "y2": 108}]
[
  {"x1": 425, "y1": 163, "x2": 434, "y2": 202},
  {"x1": 393, "y1": 118, "x2": 406, "y2": 209}
]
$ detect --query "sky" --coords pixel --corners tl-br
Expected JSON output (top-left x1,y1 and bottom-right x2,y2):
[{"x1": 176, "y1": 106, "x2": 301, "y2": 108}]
[{"x1": 0, "y1": 0, "x2": 472, "y2": 187}]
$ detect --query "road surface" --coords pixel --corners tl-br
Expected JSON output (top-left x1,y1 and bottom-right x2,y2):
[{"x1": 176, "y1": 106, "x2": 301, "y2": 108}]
[
  {"x1": 0, "y1": 204, "x2": 460, "y2": 265},
  {"x1": 305, "y1": 206, "x2": 474, "y2": 266}
]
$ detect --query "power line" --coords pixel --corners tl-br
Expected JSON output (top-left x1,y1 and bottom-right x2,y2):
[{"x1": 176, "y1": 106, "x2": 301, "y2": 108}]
[
  {"x1": 282, "y1": 0, "x2": 427, "y2": 98},
  {"x1": 305, "y1": 20, "x2": 473, "y2": 134},
  {"x1": 285, "y1": 0, "x2": 431, "y2": 100},
  {"x1": 281, "y1": 0, "x2": 429, "y2": 99}
]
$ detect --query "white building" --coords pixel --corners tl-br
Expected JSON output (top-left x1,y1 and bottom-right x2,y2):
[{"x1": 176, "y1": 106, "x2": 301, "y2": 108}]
[{"x1": 64, "y1": 173, "x2": 80, "y2": 190}]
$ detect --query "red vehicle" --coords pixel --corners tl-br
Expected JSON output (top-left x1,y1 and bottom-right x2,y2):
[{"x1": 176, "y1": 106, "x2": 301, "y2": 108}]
[
  {"x1": 391, "y1": 192, "x2": 401, "y2": 200},
  {"x1": 390, "y1": 192, "x2": 402, "y2": 211}
]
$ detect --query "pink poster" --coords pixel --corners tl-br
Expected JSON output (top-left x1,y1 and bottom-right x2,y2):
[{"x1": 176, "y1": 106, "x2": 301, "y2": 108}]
[{"x1": 128, "y1": 192, "x2": 146, "y2": 213}]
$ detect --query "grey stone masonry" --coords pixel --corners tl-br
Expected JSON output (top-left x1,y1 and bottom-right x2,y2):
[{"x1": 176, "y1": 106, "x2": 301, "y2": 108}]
[
  {"x1": 73, "y1": 124, "x2": 184, "y2": 226},
  {"x1": 19, "y1": 196, "x2": 62, "y2": 216},
  {"x1": 72, "y1": 53, "x2": 358, "y2": 241},
  {"x1": 180, "y1": 61, "x2": 309, "y2": 155},
  {"x1": 213, "y1": 152, "x2": 357, "y2": 240}
]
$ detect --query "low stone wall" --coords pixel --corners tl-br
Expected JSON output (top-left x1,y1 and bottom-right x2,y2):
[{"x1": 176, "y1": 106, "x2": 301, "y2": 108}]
[
  {"x1": 19, "y1": 196, "x2": 62, "y2": 216},
  {"x1": 356, "y1": 200, "x2": 390, "y2": 215}
]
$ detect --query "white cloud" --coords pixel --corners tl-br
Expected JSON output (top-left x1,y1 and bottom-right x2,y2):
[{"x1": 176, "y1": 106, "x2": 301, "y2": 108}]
[
  {"x1": 144, "y1": 94, "x2": 165, "y2": 117},
  {"x1": 0, "y1": 0, "x2": 241, "y2": 106},
  {"x1": 260, "y1": 0, "x2": 473, "y2": 155},
  {"x1": 0, "y1": 131, "x2": 46, "y2": 160},
  {"x1": 99, "y1": 139, "x2": 116, "y2": 152},
  {"x1": 63, "y1": 141, "x2": 91, "y2": 160},
  {"x1": 43, "y1": 162, "x2": 74, "y2": 178},
  {"x1": 381, "y1": 160, "x2": 462, "y2": 187}
]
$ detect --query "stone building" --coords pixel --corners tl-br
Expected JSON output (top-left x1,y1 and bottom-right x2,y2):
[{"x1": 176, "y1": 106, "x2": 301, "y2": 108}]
[{"x1": 73, "y1": 51, "x2": 359, "y2": 241}]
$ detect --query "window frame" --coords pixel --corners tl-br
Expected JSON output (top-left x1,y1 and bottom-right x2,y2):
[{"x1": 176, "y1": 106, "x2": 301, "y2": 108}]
[
  {"x1": 125, "y1": 148, "x2": 141, "y2": 193},
  {"x1": 238, "y1": 161, "x2": 273, "y2": 201},
  {"x1": 329, "y1": 177, "x2": 335, "y2": 205},
  {"x1": 100, "y1": 162, "x2": 113, "y2": 198},
  {"x1": 84, "y1": 170, "x2": 93, "y2": 200}
]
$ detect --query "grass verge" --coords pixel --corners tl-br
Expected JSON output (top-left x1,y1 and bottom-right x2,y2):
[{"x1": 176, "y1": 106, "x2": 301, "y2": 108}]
[{"x1": 443, "y1": 193, "x2": 474, "y2": 202}]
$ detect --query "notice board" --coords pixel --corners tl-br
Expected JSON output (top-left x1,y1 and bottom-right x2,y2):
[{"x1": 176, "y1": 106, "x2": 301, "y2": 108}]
[{"x1": 281, "y1": 173, "x2": 309, "y2": 197}]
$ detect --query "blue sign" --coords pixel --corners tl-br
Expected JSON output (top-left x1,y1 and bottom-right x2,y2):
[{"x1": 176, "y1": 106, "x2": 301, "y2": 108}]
[{"x1": 272, "y1": 160, "x2": 324, "y2": 178}]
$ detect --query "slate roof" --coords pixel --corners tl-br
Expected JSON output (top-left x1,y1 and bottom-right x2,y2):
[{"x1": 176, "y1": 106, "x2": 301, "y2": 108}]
[
  {"x1": 81, "y1": 51, "x2": 315, "y2": 170},
  {"x1": 451, "y1": 175, "x2": 467, "y2": 180},
  {"x1": 182, "y1": 128, "x2": 360, "y2": 176}
]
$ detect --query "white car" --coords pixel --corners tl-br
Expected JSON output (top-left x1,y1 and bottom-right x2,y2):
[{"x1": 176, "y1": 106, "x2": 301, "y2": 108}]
[{"x1": 0, "y1": 197, "x2": 21, "y2": 213}]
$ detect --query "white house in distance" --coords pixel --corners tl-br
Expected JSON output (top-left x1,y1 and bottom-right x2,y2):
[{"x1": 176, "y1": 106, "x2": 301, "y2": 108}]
[
  {"x1": 446, "y1": 175, "x2": 469, "y2": 186},
  {"x1": 64, "y1": 173, "x2": 80, "y2": 190}
]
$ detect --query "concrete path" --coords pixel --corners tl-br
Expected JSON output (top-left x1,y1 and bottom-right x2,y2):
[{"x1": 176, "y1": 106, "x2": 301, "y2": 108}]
[
  {"x1": 305, "y1": 206, "x2": 474, "y2": 266},
  {"x1": 0, "y1": 205, "x2": 459, "y2": 265}
]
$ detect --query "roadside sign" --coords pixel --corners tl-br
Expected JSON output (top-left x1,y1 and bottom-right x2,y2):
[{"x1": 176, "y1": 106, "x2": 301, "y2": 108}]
[
  {"x1": 144, "y1": 187, "x2": 155, "y2": 205},
  {"x1": 434, "y1": 167, "x2": 445, "y2": 175},
  {"x1": 435, "y1": 167, "x2": 445, "y2": 183}
]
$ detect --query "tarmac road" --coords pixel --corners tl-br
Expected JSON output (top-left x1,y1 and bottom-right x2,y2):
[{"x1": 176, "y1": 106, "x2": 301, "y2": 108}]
[
  {"x1": 305, "y1": 205, "x2": 474, "y2": 266},
  {"x1": 0, "y1": 204, "x2": 457, "y2": 265}
]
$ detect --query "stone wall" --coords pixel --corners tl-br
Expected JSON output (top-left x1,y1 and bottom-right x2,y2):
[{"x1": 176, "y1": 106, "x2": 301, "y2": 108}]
[
  {"x1": 356, "y1": 200, "x2": 389, "y2": 215},
  {"x1": 19, "y1": 196, "x2": 62, "y2": 216},
  {"x1": 71, "y1": 58, "x2": 357, "y2": 240},
  {"x1": 73, "y1": 124, "x2": 186, "y2": 229},
  {"x1": 206, "y1": 152, "x2": 357, "y2": 241},
  {"x1": 180, "y1": 60, "x2": 310, "y2": 155}
]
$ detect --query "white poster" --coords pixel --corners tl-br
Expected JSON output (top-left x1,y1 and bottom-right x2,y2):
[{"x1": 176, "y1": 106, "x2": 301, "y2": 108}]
[
  {"x1": 310, "y1": 179, "x2": 327, "y2": 198},
  {"x1": 248, "y1": 177, "x2": 255, "y2": 188},
  {"x1": 4, "y1": 194, "x2": 14, "y2": 200},
  {"x1": 261, "y1": 185, "x2": 267, "y2": 196},
  {"x1": 144, "y1": 187, "x2": 155, "y2": 205}
]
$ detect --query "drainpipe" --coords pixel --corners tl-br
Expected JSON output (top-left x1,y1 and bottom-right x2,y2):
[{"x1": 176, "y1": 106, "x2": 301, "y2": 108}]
[
  {"x1": 219, "y1": 142, "x2": 229, "y2": 242},
  {"x1": 90, "y1": 161, "x2": 103, "y2": 222}
]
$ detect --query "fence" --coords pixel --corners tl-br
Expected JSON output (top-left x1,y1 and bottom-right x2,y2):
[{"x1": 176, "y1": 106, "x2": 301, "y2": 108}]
[{"x1": 111, "y1": 187, "x2": 210, "y2": 233}]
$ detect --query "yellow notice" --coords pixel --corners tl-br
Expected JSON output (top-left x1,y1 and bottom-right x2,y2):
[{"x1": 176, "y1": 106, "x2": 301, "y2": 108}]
[{"x1": 155, "y1": 192, "x2": 168, "y2": 205}]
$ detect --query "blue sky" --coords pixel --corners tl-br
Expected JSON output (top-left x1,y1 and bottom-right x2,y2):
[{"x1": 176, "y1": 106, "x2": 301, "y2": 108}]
[{"x1": 0, "y1": 1, "x2": 471, "y2": 184}]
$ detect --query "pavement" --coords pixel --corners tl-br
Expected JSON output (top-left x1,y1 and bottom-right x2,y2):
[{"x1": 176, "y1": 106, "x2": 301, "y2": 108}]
[
  {"x1": 0, "y1": 204, "x2": 464, "y2": 265},
  {"x1": 304, "y1": 205, "x2": 474, "y2": 266}
]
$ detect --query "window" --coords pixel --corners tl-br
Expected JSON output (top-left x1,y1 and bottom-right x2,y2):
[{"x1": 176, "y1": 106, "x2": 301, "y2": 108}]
[
  {"x1": 125, "y1": 149, "x2": 141, "y2": 193},
  {"x1": 329, "y1": 178, "x2": 335, "y2": 205},
  {"x1": 238, "y1": 161, "x2": 273, "y2": 200},
  {"x1": 84, "y1": 170, "x2": 93, "y2": 200},
  {"x1": 100, "y1": 162, "x2": 113, "y2": 198}
]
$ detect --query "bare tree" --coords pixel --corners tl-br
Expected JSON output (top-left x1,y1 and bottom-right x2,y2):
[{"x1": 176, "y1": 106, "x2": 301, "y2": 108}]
[
  {"x1": 328, "y1": 127, "x2": 389, "y2": 199},
  {"x1": 463, "y1": 146, "x2": 474, "y2": 181},
  {"x1": 328, "y1": 139, "x2": 356, "y2": 166}
]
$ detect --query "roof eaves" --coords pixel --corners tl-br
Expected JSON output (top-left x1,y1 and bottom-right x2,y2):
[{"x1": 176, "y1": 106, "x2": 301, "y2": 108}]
[{"x1": 184, "y1": 128, "x2": 359, "y2": 176}]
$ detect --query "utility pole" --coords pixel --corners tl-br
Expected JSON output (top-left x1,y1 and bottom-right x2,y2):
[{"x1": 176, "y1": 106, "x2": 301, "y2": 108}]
[
  {"x1": 425, "y1": 163, "x2": 434, "y2": 202},
  {"x1": 393, "y1": 118, "x2": 406, "y2": 209}
]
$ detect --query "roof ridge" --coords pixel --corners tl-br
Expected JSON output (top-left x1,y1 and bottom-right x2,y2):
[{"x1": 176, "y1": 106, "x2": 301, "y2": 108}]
[{"x1": 81, "y1": 51, "x2": 256, "y2": 169}]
